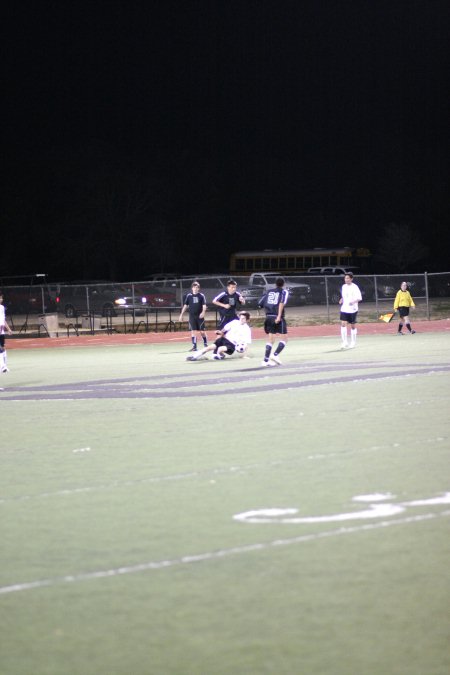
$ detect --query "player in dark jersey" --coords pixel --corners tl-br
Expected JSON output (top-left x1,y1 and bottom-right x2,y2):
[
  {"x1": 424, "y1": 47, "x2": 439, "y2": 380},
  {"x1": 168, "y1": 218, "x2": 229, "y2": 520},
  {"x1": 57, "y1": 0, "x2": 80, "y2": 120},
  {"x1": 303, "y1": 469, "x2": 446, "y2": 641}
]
[
  {"x1": 213, "y1": 279, "x2": 246, "y2": 330},
  {"x1": 258, "y1": 277, "x2": 289, "y2": 366},
  {"x1": 179, "y1": 281, "x2": 208, "y2": 351}
]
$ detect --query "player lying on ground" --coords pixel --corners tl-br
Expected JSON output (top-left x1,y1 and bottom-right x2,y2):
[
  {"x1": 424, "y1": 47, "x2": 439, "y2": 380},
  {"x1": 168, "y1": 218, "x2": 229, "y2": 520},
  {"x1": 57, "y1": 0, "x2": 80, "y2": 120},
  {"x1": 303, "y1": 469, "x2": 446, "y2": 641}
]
[{"x1": 186, "y1": 312, "x2": 251, "y2": 361}]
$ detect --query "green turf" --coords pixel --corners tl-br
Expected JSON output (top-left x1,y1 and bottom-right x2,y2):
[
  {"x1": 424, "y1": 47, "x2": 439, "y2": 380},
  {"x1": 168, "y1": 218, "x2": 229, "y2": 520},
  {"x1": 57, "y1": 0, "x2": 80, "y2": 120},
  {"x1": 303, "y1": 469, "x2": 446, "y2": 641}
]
[{"x1": 1, "y1": 333, "x2": 450, "y2": 675}]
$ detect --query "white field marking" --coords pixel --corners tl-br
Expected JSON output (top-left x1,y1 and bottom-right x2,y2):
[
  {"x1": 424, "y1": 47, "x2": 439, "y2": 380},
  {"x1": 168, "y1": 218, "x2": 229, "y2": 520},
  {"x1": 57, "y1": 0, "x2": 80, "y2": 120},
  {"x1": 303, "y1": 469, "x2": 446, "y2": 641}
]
[
  {"x1": 353, "y1": 493, "x2": 395, "y2": 502},
  {"x1": 233, "y1": 492, "x2": 450, "y2": 524},
  {"x1": 234, "y1": 503, "x2": 405, "y2": 523},
  {"x1": 72, "y1": 447, "x2": 91, "y2": 453},
  {"x1": 1, "y1": 510, "x2": 449, "y2": 596}
]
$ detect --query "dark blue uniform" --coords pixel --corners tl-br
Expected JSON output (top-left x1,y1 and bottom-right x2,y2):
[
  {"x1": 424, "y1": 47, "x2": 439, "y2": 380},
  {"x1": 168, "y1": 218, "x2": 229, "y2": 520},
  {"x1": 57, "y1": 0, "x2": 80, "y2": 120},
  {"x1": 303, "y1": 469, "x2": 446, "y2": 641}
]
[
  {"x1": 213, "y1": 290, "x2": 244, "y2": 329},
  {"x1": 258, "y1": 287, "x2": 289, "y2": 335},
  {"x1": 182, "y1": 292, "x2": 207, "y2": 331}
]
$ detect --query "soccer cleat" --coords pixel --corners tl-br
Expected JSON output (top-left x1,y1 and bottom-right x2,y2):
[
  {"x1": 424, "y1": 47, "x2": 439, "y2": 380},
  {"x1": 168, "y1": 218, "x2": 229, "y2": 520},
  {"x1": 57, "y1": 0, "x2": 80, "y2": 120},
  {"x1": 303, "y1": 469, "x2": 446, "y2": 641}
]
[
  {"x1": 411, "y1": 330, "x2": 416, "y2": 334},
  {"x1": 341, "y1": 343, "x2": 349, "y2": 349},
  {"x1": 1, "y1": 366, "x2": 9, "y2": 373},
  {"x1": 213, "y1": 354, "x2": 225, "y2": 360},
  {"x1": 349, "y1": 343, "x2": 355, "y2": 349},
  {"x1": 186, "y1": 355, "x2": 196, "y2": 361},
  {"x1": 397, "y1": 332, "x2": 404, "y2": 335},
  {"x1": 261, "y1": 360, "x2": 275, "y2": 367},
  {"x1": 188, "y1": 345, "x2": 197, "y2": 351},
  {"x1": 269, "y1": 354, "x2": 282, "y2": 365}
]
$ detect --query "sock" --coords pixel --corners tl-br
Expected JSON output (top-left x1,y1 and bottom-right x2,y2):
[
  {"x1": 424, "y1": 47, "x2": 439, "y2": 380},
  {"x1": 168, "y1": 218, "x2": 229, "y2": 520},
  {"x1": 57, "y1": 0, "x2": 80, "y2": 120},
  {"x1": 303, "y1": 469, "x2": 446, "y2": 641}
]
[
  {"x1": 406, "y1": 323, "x2": 411, "y2": 332},
  {"x1": 0, "y1": 350, "x2": 4, "y2": 369},
  {"x1": 341, "y1": 327, "x2": 348, "y2": 344},
  {"x1": 264, "y1": 343, "x2": 272, "y2": 361},
  {"x1": 398, "y1": 323, "x2": 403, "y2": 332},
  {"x1": 191, "y1": 336, "x2": 197, "y2": 347},
  {"x1": 350, "y1": 328, "x2": 357, "y2": 344},
  {"x1": 274, "y1": 341, "x2": 286, "y2": 356},
  {"x1": 202, "y1": 335, "x2": 208, "y2": 346}
]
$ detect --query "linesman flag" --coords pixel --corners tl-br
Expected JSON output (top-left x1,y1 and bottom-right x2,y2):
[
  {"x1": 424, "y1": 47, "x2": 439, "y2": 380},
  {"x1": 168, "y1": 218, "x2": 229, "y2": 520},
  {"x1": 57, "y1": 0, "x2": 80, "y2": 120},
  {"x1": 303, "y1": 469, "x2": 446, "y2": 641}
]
[{"x1": 379, "y1": 312, "x2": 395, "y2": 323}]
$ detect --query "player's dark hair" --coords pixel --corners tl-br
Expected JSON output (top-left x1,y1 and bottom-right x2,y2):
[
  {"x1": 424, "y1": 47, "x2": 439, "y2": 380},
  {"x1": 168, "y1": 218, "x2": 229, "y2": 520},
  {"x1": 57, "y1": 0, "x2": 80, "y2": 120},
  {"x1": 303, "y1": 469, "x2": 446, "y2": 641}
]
[
  {"x1": 227, "y1": 279, "x2": 237, "y2": 285},
  {"x1": 239, "y1": 311, "x2": 250, "y2": 320},
  {"x1": 276, "y1": 277, "x2": 285, "y2": 287},
  {"x1": 345, "y1": 272, "x2": 354, "y2": 279}
]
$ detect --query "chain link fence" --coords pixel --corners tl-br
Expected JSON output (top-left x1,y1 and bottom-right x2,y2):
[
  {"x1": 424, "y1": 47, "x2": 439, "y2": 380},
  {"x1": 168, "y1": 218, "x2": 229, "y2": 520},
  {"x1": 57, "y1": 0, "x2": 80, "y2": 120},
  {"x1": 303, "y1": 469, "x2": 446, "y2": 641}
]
[{"x1": 2, "y1": 272, "x2": 449, "y2": 334}]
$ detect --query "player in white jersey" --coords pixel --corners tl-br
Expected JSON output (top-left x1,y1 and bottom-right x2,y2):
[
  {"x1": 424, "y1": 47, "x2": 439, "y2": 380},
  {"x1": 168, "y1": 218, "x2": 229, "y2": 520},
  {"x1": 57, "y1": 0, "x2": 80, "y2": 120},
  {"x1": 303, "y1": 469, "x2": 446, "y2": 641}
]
[
  {"x1": 0, "y1": 292, "x2": 12, "y2": 373},
  {"x1": 339, "y1": 273, "x2": 362, "y2": 348},
  {"x1": 187, "y1": 312, "x2": 251, "y2": 361}
]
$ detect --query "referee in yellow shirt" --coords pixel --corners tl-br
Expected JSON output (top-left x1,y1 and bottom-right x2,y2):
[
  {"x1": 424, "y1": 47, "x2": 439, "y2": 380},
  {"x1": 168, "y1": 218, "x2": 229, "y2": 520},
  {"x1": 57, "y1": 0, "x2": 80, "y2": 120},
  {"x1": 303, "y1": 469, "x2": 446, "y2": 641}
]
[{"x1": 393, "y1": 281, "x2": 416, "y2": 334}]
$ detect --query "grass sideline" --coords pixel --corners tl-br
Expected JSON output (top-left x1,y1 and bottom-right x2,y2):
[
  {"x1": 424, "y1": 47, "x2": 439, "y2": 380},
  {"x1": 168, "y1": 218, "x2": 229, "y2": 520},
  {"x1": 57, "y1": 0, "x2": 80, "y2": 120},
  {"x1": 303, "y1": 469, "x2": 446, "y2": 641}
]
[{"x1": 1, "y1": 331, "x2": 450, "y2": 675}]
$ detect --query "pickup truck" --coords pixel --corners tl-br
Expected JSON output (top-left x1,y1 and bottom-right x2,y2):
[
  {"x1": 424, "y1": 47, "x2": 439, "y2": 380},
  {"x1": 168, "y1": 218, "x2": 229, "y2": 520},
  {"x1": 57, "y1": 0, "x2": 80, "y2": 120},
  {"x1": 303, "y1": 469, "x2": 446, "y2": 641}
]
[{"x1": 239, "y1": 272, "x2": 312, "y2": 307}]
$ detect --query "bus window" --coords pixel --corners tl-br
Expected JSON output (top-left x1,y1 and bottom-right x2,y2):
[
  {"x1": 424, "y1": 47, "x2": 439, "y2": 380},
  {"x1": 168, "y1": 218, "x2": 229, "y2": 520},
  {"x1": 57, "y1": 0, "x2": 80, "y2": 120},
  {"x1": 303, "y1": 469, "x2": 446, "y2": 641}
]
[
  {"x1": 279, "y1": 257, "x2": 286, "y2": 269},
  {"x1": 263, "y1": 258, "x2": 270, "y2": 268},
  {"x1": 330, "y1": 256, "x2": 337, "y2": 265},
  {"x1": 313, "y1": 256, "x2": 320, "y2": 266},
  {"x1": 287, "y1": 257, "x2": 295, "y2": 269},
  {"x1": 247, "y1": 258, "x2": 254, "y2": 270},
  {"x1": 255, "y1": 258, "x2": 262, "y2": 269},
  {"x1": 236, "y1": 259, "x2": 245, "y2": 271},
  {"x1": 303, "y1": 257, "x2": 311, "y2": 268},
  {"x1": 270, "y1": 258, "x2": 279, "y2": 269}
]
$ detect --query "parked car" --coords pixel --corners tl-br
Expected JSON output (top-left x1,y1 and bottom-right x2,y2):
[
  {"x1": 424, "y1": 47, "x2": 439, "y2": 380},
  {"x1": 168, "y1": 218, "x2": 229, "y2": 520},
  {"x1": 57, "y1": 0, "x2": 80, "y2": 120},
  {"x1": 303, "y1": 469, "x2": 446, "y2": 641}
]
[
  {"x1": 2, "y1": 285, "x2": 57, "y2": 315},
  {"x1": 55, "y1": 283, "x2": 129, "y2": 318},
  {"x1": 114, "y1": 284, "x2": 178, "y2": 313},
  {"x1": 305, "y1": 269, "x2": 351, "y2": 304},
  {"x1": 305, "y1": 268, "x2": 388, "y2": 304},
  {"x1": 239, "y1": 285, "x2": 264, "y2": 308},
  {"x1": 306, "y1": 266, "x2": 360, "y2": 276}
]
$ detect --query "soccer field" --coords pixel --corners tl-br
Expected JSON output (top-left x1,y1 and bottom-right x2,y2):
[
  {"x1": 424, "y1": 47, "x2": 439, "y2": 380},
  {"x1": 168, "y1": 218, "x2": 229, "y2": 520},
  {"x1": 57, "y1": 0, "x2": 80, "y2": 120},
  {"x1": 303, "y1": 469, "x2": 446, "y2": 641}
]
[{"x1": 1, "y1": 331, "x2": 450, "y2": 675}]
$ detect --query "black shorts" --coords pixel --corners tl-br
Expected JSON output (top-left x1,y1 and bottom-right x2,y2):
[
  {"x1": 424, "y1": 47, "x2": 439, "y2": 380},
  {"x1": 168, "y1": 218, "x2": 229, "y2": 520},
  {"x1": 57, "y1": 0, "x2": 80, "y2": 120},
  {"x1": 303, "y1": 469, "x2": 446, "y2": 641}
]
[
  {"x1": 214, "y1": 336, "x2": 235, "y2": 355},
  {"x1": 340, "y1": 311, "x2": 358, "y2": 324},
  {"x1": 264, "y1": 316, "x2": 287, "y2": 335},
  {"x1": 189, "y1": 316, "x2": 206, "y2": 331},
  {"x1": 398, "y1": 307, "x2": 410, "y2": 318}
]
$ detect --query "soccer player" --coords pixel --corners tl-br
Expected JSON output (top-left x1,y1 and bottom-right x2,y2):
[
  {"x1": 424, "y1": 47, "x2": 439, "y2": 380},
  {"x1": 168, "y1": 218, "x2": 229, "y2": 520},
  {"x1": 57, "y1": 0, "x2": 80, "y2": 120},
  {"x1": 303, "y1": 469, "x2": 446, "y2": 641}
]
[
  {"x1": 258, "y1": 277, "x2": 289, "y2": 366},
  {"x1": 179, "y1": 281, "x2": 208, "y2": 351},
  {"x1": 187, "y1": 311, "x2": 251, "y2": 361},
  {"x1": 213, "y1": 279, "x2": 245, "y2": 329},
  {"x1": 393, "y1": 281, "x2": 416, "y2": 334},
  {"x1": 0, "y1": 292, "x2": 12, "y2": 373},
  {"x1": 339, "y1": 272, "x2": 362, "y2": 348}
]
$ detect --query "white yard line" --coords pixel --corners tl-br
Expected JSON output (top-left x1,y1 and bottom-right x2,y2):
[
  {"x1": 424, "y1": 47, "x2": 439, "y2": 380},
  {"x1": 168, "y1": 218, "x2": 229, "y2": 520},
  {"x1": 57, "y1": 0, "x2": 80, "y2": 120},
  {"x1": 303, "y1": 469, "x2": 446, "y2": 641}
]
[{"x1": 1, "y1": 510, "x2": 449, "y2": 595}]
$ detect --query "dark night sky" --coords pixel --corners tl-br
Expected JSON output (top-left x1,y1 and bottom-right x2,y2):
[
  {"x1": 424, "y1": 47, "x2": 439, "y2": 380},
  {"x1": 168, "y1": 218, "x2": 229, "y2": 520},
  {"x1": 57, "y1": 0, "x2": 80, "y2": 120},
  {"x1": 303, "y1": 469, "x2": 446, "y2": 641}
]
[{"x1": 3, "y1": 0, "x2": 450, "y2": 280}]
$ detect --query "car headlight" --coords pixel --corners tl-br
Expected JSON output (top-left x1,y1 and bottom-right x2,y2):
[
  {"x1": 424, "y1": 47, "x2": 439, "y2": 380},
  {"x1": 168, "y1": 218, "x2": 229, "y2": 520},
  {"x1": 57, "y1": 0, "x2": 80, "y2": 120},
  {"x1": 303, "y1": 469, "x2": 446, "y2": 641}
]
[{"x1": 115, "y1": 298, "x2": 126, "y2": 306}]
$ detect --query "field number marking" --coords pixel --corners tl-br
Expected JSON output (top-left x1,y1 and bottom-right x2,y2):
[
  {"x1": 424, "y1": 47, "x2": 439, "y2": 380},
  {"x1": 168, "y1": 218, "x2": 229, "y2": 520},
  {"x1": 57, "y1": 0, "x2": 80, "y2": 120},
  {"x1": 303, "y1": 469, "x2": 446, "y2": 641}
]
[{"x1": 233, "y1": 492, "x2": 450, "y2": 524}]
